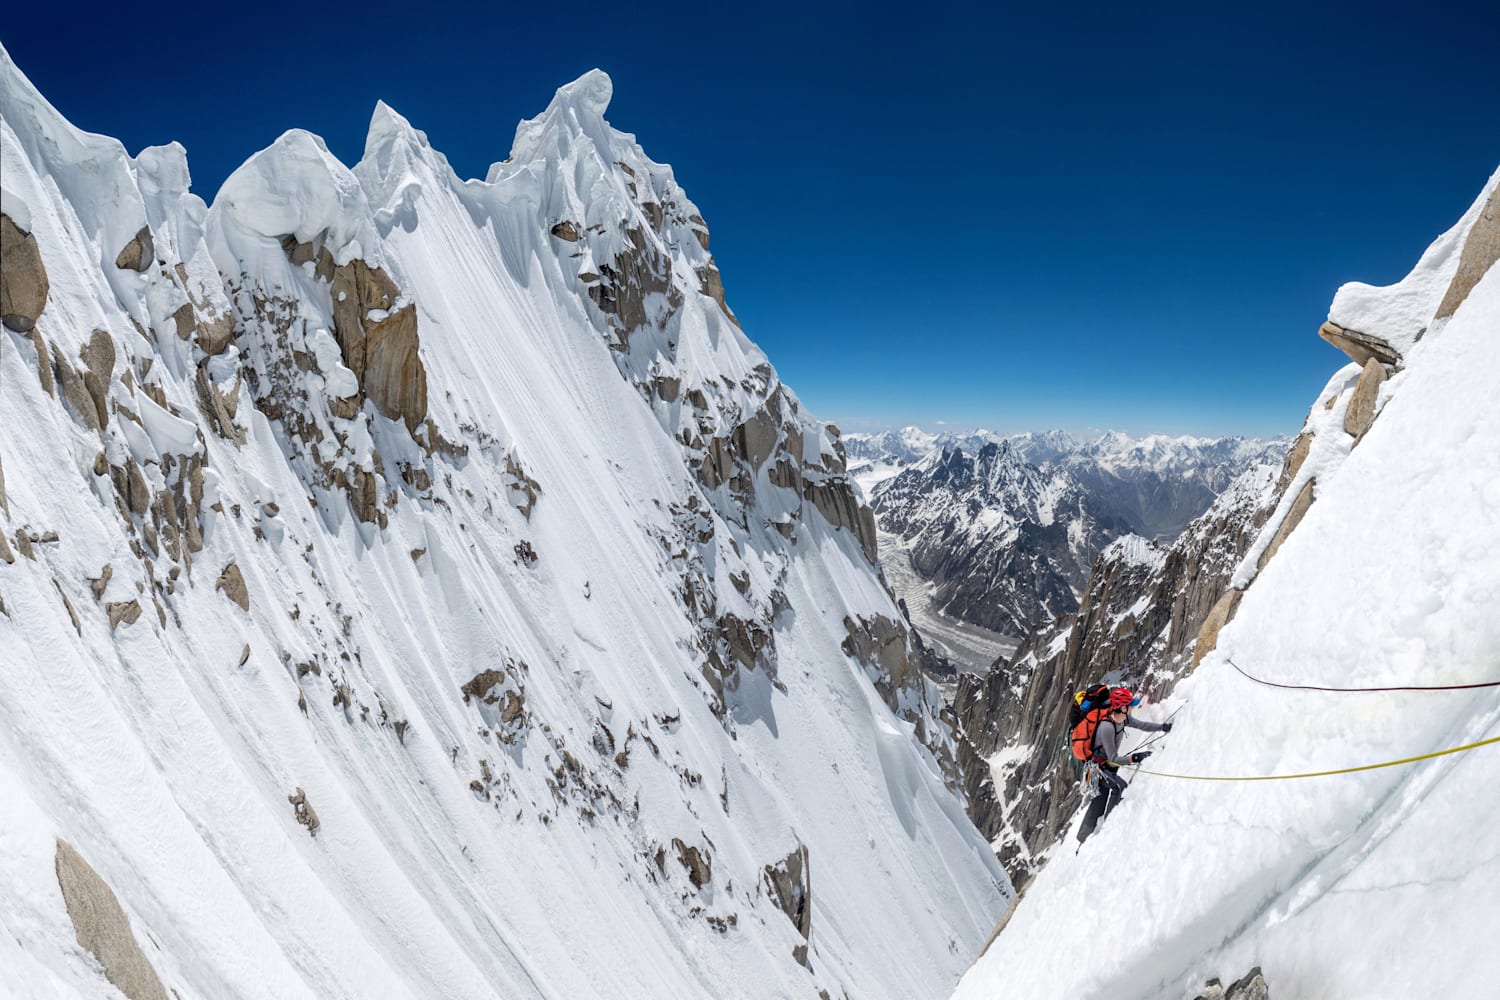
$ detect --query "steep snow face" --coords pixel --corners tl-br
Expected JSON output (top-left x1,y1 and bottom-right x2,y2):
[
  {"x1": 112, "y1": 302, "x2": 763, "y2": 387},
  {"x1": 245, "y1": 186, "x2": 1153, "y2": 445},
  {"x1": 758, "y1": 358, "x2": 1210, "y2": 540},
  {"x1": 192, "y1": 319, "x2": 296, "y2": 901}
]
[
  {"x1": 0, "y1": 46, "x2": 1006, "y2": 1000},
  {"x1": 956, "y1": 171, "x2": 1500, "y2": 1000}
]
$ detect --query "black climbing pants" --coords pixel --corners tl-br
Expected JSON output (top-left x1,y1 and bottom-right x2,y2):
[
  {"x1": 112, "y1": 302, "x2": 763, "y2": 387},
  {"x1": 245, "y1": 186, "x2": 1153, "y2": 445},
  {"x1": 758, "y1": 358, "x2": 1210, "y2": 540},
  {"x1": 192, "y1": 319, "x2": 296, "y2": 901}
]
[{"x1": 1076, "y1": 767, "x2": 1128, "y2": 844}]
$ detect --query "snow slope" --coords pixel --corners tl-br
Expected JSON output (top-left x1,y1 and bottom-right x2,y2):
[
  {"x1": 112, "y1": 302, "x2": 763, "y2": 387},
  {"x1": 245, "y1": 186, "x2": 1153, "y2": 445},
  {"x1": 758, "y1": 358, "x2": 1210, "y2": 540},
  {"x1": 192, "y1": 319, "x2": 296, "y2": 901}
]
[
  {"x1": 0, "y1": 46, "x2": 1006, "y2": 999},
  {"x1": 956, "y1": 171, "x2": 1500, "y2": 999}
]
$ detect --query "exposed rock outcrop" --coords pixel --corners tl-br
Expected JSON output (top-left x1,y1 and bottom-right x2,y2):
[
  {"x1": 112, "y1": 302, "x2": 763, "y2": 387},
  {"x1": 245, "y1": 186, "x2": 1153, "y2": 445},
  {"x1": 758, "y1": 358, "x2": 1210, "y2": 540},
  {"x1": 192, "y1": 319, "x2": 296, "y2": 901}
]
[
  {"x1": 1255, "y1": 478, "x2": 1314, "y2": 573},
  {"x1": 54, "y1": 839, "x2": 169, "y2": 1000},
  {"x1": 287, "y1": 787, "x2": 320, "y2": 836},
  {"x1": 329, "y1": 258, "x2": 428, "y2": 433},
  {"x1": 90, "y1": 563, "x2": 114, "y2": 602},
  {"x1": 215, "y1": 563, "x2": 250, "y2": 611},
  {"x1": 461, "y1": 665, "x2": 528, "y2": 743},
  {"x1": 842, "y1": 614, "x2": 917, "y2": 698},
  {"x1": 1, "y1": 212, "x2": 49, "y2": 331},
  {"x1": 107, "y1": 600, "x2": 142, "y2": 631},
  {"x1": 114, "y1": 227, "x2": 155, "y2": 272},
  {"x1": 1435, "y1": 181, "x2": 1500, "y2": 320},
  {"x1": 672, "y1": 837, "x2": 712, "y2": 889},
  {"x1": 1344, "y1": 358, "x2": 1388, "y2": 440},
  {"x1": 1191, "y1": 588, "x2": 1243, "y2": 670},
  {"x1": 1195, "y1": 967, "x2": 1270, "y2": 1000},
  {"x1": 763, "y1": 844, "x2": 812, "y2": 966},
  {"x1": 1318, "y1": 319, "x2": 1401, "y2": 368},
  {"x1": 806, "y1": 475, "x2": 880, "y2": 565}
]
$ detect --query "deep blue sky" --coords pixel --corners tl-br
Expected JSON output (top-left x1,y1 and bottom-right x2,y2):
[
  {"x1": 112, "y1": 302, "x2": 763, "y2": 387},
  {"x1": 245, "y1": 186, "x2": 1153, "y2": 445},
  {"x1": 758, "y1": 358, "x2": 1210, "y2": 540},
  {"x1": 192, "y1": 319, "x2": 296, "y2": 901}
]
[{"x1": 4, "y1": 3, "x2": 1496, "y2": 437}]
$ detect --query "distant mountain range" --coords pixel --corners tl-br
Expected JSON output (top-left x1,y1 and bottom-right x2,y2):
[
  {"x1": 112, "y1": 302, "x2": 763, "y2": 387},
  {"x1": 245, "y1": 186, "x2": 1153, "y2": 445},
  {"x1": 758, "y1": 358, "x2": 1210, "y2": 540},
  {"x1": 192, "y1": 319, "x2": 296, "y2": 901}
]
[{"x1": 847, "y1": 429, "x2": 1289, "y2": 635}]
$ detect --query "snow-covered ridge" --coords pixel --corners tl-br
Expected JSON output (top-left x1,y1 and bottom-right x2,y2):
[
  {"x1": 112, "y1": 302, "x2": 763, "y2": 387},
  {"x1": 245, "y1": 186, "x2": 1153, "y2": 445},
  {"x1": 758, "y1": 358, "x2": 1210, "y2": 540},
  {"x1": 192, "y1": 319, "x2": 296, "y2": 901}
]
[
  {"x1": 1099, "y1": 532, "x2": 1164, "y2": 570},
  {"x1": 0, "y1": 43, "x2": 1006, "y2": 1000}
]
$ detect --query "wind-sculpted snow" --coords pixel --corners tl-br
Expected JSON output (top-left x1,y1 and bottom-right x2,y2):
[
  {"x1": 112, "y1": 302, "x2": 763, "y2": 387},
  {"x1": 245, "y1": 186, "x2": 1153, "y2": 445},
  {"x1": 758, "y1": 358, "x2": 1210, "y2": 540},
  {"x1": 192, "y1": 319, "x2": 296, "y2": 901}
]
[
  {"x1": 0, "y1": 44, "x2": 1006, "y2": 999},
  {"x1": 956, "y1": 168, "x2": 1500, "y2": 1000}
]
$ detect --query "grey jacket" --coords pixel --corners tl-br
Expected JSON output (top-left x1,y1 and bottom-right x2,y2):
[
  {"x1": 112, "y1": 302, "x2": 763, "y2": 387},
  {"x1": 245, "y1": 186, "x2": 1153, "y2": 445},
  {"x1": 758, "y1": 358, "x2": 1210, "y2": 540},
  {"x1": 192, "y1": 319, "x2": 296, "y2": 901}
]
[{"x1": 1094, "y1": 713, "x2": 1166, "y2": 767}]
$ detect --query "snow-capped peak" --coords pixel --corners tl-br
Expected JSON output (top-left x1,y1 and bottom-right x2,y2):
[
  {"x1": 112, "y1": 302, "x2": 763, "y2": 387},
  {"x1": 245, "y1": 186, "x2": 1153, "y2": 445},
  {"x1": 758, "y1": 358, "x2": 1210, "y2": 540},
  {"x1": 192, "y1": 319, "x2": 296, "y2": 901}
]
[
  {"x1": 505, "y1": 68, "x2": 618, "y2": 169},
  {"x1": 1, "y1": 45, "x2": 1005, "y2": 1000},
  {"x1": 214, "y1": 128, "x2": 377, "y2": 257}
]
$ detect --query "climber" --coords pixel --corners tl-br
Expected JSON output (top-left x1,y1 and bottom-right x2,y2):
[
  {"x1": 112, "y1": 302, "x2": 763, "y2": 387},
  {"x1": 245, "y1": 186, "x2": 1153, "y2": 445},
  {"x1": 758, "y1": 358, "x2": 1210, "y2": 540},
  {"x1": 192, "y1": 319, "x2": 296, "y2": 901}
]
[{"x1": 1075, "y1": 687, "x2": 1171, "y2": 846}]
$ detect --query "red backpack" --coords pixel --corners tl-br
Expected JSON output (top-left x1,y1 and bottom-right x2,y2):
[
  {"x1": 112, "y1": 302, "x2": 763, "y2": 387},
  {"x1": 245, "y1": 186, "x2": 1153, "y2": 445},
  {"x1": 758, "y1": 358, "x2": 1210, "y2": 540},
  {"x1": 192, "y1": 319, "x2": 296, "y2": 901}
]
[{"x1": 1068, "y1": 684, "x2": 1113, "y2": 761}]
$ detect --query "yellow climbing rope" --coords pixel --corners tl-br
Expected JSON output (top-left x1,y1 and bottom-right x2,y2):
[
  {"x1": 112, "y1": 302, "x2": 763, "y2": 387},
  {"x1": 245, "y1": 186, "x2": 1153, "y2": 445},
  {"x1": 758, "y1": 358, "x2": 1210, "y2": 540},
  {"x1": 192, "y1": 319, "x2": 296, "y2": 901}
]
[{"x1": 1122, "y1": 732, "x2": 1500, "y2": 781}]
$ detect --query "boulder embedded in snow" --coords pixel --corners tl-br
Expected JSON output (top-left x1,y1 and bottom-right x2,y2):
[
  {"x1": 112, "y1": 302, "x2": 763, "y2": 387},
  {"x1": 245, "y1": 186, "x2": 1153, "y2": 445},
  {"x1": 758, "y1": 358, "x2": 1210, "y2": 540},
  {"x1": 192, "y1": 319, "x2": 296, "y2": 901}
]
[
  {"x1": 1435, "y1": 181, "x2": 1500, "y2": 320},
  {"x1": 287, "y1": 787, "x2": 320, "y2": 837},
  {"x1": 653, "y1": 373, "x2": 681, "y2": 402},
  {"x1": 55, "y1": 357, "x2": 102, "y2": 432},
  {"x1": 81, "y1": 329, "x2": 115, "y2": 427},
  {"x1": 53, "y1": 839, "x2": 169, "y2": 1000},
  {"x1": 0, "y1": 530, "x2": 13, "y2": 565},
  {"x1": 461, "y1": 668, "x2": 507, "y2": 704},
  {"x1": 215, "y1": 563, "x2": 249, "y2": 611},
  {"x1": 113, "y1": 227, "x2": 155, "y2": 273},
  {"x1": 171, "y1": 301, "x2": 234, "y2": 355},
  {"x1": 124, "y1": 460, "x2": 150, "y2": 516},
  {"x1": 1344, "y1": 358, "x2": 1389, "y2": 441},
  {"x1": 503, "y1": 454, "x2": 541, "y2": 520},
  {"x1": 90, "y1": 564, "x2": 114, "y2": 600},
  {"x1": 1317, "y1": 320, "x2": 1401, "y2": 368},
  {"x1": 671, "y1": 837, "x2": 712, "y2": 889},
  {"x1": 194, "y1": 367, "x2": 243, "y2": 444},
  {"x1": 196, "y1": 310, "x2": 235, "y2": 356},
  {"x1": 550, "y1": 220, "x2": 580, "y2": 241},
  {"x1": 762, "y1": 845, "x2": 812, "y2": 966},
  {"x1": 1194, "y1": 967, "x2": 1269, "y2": 1000},
  {"x1": 1, "y1": 212, "x2": 49, "y2": 331},
  {"x1": 80, "y1": 328, "x2": 116, "y2": 385},
  {"x1": 107, "y1": 600, "x2": 142, "y2": 631},
  {"x1": 171, "y1": 303, "x2": 195, "y2": 341},
  {"x1": 25, "y1": 328, "x2": 55, "y2": 396}
]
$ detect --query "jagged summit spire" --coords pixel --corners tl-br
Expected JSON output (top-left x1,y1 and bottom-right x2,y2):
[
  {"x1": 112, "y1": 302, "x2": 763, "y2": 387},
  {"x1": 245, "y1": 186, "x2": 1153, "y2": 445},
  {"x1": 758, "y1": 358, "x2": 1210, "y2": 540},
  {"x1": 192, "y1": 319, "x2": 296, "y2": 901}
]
[
  {"x1": 548, "y1": 69, "x2": 613, "y2": 121},
  {"x1": 507, "y1": 69, "x2": 617, "y2": 166},
  {"x1": 364, "y1": 100, "x2": 430, "y2": 161}
]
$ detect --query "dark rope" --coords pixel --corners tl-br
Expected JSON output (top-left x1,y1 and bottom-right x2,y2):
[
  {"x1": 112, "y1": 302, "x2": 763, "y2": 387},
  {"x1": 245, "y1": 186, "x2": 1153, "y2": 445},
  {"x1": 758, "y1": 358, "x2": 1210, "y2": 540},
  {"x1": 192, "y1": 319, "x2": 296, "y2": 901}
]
[{"x1": 1226, "y1": 656, "x2": 1500, "y2": 693}]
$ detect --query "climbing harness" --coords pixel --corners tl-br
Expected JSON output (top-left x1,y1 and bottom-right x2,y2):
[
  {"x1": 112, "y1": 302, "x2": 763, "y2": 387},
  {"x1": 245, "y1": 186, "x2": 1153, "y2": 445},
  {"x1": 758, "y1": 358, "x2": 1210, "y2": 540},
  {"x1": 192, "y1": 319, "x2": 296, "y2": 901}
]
[{"x1": 1227, "y1": 656, "x2": 1500, "y2": 693}]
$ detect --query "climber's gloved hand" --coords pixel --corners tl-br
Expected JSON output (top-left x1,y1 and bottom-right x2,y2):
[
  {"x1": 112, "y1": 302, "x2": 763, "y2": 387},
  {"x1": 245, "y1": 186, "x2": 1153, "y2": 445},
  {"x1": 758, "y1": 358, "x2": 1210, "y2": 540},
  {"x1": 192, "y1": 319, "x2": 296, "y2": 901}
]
[
  {"x1": 1130, "y1": 751, "x2": 1152, "y2": 764},
  {"x1": 1162, "y1": 722, "x2": 1173, "y2": 733}
]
